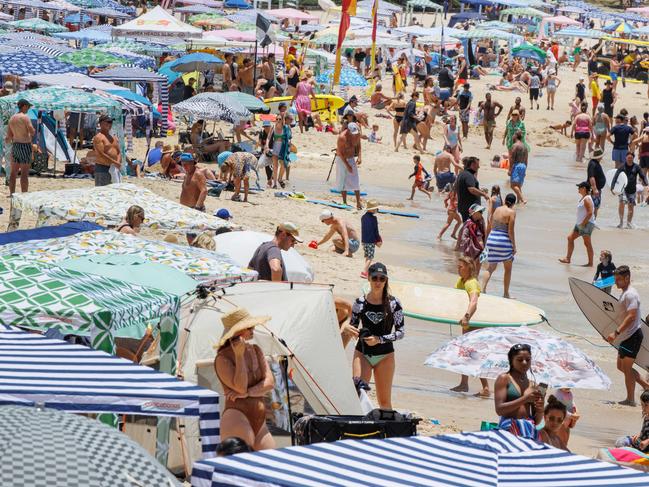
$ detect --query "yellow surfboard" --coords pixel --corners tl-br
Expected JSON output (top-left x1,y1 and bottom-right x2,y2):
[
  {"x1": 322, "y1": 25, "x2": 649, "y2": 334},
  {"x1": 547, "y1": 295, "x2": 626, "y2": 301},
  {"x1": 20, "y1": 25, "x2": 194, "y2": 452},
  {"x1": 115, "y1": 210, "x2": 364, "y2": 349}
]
[
  {"x1": 597, "y1": 74, "x2": 645, "y2": 84},
  {"x1": 264, "y1": 94, "x2": 345, "y2": 123}
]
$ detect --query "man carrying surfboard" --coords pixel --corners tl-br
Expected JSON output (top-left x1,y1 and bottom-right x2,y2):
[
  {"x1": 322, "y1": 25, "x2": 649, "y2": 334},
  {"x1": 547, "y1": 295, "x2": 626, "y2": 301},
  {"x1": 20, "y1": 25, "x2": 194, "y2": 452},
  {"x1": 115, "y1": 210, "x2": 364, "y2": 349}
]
[{"x1": 607, "y1": 266, "x2": 649, "y2": 407}]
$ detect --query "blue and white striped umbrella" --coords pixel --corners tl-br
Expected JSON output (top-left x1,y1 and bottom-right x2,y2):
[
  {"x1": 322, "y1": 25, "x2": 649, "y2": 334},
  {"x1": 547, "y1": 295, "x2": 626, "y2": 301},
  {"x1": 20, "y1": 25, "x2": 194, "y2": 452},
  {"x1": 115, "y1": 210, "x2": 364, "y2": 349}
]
[
  {"x1": 191, "y1": 430, "x2": 649, "y2": 486},
  {"x1": 0, "y1": 51, "x2": 82, "y2": 76},
  {"x1": 316, "y1": 67, "x2": 368, "y2": 87},
  {"x1": 0, "y1": 324, "x2": 220, "y2": 459}
]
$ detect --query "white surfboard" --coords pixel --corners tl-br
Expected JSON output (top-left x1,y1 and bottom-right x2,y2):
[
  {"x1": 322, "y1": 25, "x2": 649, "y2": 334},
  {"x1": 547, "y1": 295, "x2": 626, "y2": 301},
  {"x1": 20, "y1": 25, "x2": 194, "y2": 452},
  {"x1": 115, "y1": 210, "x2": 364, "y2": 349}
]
[
  {"x1": 384, "y1": 280, "x2": 546, "y2": 327},
  {"x1": 606, "y1": 168, "x2": 627, "y2": 196},
  {"x1": 569, "y1": 277, "x2": 649, "y2": 371}
]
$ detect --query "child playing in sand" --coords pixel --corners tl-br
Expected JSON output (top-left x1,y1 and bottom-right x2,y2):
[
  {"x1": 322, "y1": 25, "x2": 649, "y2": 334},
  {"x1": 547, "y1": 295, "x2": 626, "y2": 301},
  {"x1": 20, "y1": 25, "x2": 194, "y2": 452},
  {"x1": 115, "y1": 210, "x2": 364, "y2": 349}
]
[
  {"x1": 615, "y1": 390, "x2": 649, "y2": 452},
  {"x1": 438, "y1": 185, "x2": 462, "y2": 240},
  {"x1": 367, "y1": 124, "x2": 382, "y2": 143},
  {"x1": 593, "y1": 250, "x2": 615, "y2": 293},
  {"x1": 550, "y1": 120, "x2": 572, "y2": 136},
  {"x1": 360, "y1": 200, "x2": 382, "y2": 278},
  {"x1": 490, "y1": 154, "x2": 510, "y2": 170},
  {"x1": 407, "y1": 154, "x2": 432, "y2": 200}
]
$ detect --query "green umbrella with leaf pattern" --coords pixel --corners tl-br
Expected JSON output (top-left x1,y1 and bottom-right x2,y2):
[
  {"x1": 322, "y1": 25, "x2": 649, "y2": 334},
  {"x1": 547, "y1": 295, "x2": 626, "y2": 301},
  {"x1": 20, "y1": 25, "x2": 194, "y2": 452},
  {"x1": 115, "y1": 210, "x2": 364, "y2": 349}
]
[{"x1": 59, "y1": 48, "x2": 126, "y2": 68}]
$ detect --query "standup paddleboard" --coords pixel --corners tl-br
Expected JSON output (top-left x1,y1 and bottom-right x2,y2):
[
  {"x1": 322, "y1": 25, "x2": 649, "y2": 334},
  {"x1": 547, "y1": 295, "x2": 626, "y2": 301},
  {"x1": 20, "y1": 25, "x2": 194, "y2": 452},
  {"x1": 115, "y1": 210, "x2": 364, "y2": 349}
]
[
  {"x1": 330, "y1": 189, "x2": 368, "y2": 196},
  {"x1": 606, "y1": 168, "x2": 627, "y2": 196},
  {"x1": 264, "y1": 95, "x2": 345, "y2": 123},
  {"x1": 386, "y1": 280, "x2": 546, "y2": 327},
  {"x1": 569, "y1": 277, "x2": 649, "y2": 371},
  {"x1": 306, "y1": 199, "x2": 353, "y2": 210}
]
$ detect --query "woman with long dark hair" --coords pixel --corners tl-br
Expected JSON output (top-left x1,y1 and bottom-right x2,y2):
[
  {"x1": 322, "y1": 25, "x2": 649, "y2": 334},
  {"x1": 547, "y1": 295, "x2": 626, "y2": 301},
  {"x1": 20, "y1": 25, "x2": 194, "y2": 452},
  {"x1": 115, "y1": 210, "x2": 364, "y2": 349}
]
[
  {"x1": 351, "y1": 262, "x2": 404, "y2": 410},
  {"x1": 494, "y1": 343, "x2": 544, "y2": 439},
  {"x1": 482, "y1": 193, "x2": 517, "y2": 298},
  {"x1": 540, "y1": 395, "x2": 569, "y2": 450}
]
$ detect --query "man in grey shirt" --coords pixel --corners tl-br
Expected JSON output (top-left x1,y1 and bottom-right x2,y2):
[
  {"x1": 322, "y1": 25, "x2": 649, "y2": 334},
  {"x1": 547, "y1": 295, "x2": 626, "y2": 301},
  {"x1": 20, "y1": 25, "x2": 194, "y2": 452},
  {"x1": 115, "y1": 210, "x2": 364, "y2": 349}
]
[
  {"x1": 607, "y1": 265, "x2": 649, "y2": 406},
  {"x1": 248, "y1": 222, "x2": 302, "y2": 281}
]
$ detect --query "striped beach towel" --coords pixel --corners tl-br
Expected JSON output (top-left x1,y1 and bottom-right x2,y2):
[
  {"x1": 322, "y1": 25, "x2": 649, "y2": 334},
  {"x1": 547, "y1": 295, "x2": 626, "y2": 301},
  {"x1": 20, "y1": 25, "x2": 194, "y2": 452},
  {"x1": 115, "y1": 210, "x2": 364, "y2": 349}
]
[
  {"x1": 485, "y1": 227, "x2": 514, "y2": 263},
  {"x1": 498, "y1": 417, "x2": 539, "y2": 441}
]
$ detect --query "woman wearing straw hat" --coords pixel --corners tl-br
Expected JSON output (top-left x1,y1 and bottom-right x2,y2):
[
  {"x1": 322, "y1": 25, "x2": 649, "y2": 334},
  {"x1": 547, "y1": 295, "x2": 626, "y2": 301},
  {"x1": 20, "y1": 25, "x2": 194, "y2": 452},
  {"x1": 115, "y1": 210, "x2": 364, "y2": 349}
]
[{"x1": 215, "y1": 308, "x2": 276, "y2": 451}]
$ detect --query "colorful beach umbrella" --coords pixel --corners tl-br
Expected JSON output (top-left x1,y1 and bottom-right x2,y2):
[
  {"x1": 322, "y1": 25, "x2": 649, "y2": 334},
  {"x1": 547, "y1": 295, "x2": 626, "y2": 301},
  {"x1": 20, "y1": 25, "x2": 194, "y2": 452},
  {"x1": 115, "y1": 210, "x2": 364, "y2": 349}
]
[
  {"x1": 602, "y1": 21, "x2": 634, "y2": 34},
  {"x1": 58, "y1": 48, "x2": 126, "y2": 67},
  {"x1": 0, "y1": 52, "x2": 81, "y2": 76},
  {"x1": 166, "y1": 52, "x2": 223, "y2": 72},
  {"x1": 512, "y1": 42, "x2": 547, "y2": 63},
  {"x1": 8, "y1": 18, "x2": 68, "y2": 34},
  {"x1": 316, "y1": 67, "x2": 368, "y2": 87},
  {"x1": 424, "y1": 326, "x2": 612, "y2": 390}
]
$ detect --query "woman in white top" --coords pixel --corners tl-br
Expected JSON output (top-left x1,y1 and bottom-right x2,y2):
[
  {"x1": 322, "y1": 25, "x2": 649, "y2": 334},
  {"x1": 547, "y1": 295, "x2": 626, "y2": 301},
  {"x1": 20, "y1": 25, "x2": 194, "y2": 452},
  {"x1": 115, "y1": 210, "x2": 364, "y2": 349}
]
[{"x1": 559, "y1": 181, "x2": 595, "y2": 267}]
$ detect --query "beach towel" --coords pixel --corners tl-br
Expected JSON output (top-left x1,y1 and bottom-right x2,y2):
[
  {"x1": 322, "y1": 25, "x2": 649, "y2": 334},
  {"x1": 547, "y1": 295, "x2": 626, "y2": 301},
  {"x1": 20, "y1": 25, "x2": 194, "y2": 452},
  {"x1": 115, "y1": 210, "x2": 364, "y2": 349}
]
[
  {"x1": 485, "y1": 228, "x2": 514, "y2": 263},
  {"x1": 599, "y1": 447, "x2": 649, "y2": 470},
  {"x1": 498, "y1": 417, "x2": 539, "y2": 441}
]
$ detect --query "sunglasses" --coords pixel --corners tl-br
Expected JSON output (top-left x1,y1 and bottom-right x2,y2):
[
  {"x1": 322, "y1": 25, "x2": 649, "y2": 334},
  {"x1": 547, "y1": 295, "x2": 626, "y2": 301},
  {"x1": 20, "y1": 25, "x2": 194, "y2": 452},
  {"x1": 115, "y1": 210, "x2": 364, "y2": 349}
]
[
  {"x1": 511, "y1": 343, "x2": 531, "y2": 353},
  {"x1": 370, "y1": 275, "x2": 387, "y2": 282}
]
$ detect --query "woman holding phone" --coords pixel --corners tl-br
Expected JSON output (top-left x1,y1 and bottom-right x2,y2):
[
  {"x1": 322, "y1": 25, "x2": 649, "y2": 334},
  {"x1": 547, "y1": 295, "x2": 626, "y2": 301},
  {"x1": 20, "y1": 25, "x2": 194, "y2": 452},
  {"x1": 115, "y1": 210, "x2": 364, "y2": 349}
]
[
  {"x1": 494, "y1": 343, "x2": 544, "y2": 439},
  {"x1": 351, "y1": 262, "x2": 405, "y2": 410},
  {"x1": 215, "y1": 308, "x2": 276, "y2": 451}
]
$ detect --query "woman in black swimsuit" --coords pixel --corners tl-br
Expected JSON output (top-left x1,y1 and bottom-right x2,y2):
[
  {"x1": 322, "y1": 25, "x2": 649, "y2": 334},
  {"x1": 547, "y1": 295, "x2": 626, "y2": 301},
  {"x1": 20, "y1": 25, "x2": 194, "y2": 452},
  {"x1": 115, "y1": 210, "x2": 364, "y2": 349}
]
[
  {"x1": 117, "y1": 205, "x2": 145, "y2": 236},
  {"x1": 286, "y1": 59, "x2": 300, "y2": 96},
  {"x1": 387, "y1": 92, "x2": 406, "y2": 149}
]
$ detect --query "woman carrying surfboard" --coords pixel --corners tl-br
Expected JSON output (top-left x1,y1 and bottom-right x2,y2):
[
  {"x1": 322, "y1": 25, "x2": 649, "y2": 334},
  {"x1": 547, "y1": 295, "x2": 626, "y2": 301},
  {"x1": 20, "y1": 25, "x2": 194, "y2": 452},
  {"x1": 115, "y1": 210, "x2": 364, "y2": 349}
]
[
  {"x1": 350, "y1": 263, "x2": 404, "y2": 410},
  {"x1": 451, "y1": 256, "x2": 490, "y2": 398}
]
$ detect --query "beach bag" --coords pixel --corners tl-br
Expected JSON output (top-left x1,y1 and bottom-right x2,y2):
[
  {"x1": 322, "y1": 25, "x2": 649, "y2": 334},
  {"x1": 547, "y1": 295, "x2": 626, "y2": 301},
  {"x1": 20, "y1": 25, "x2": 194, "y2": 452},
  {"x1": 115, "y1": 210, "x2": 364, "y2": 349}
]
[
  {"x1": 31, "y1": 151, "x2": 48, "y2": 175},
  {"x1": 258, "y1": 152, "x2": 272, "y2": 169}
]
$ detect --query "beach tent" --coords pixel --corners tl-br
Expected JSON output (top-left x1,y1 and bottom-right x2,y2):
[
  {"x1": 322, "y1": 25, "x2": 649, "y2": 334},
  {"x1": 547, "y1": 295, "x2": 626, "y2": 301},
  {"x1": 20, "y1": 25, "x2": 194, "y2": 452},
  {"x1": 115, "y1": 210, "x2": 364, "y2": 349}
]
[
  {"x1": 402, "y1": 0, "x2": 442, "y2": 27},
  {"x1": 23, "y1": 72, "x2": 119, "y2": 91},
  {"x1": 191, "y1": 430, "x2": 649, "y2": 487},
  {"x1": 554, "y1": 27, "x2": 608, "y2": 39},
  {"x1": 0, "y1": 222, "x2": 103, "y2": 245},
  {"x1": 0, "y1": 324, "x2": 220, "y2": 460},
  {"x1": 53, "y1": 24, "x2": 113, "y2": 44},
  {"x1": 0, "y1": 86, "x2": 122, "y2": 176},
  {"x1": 113, "y1": 6, "x2": 202, "y2": 39},
  {"x1": 28, "y1": 109, "x2": 76, "y2": 165},
  {"x1": 538, "y1": 14, "x2": 582, "y2": 38},
  {"x1": 180, "y1": 281, "x2": 362, "y2": 411},
  {"x1": 175, "y1": 4, "x2": 222, "y2": 15},
  {"x1": 214, "y1": 230, "x2": 313, "y2": 282},
  {"x1": 8, "y1": 183, "x2": 236, "y2": 234},
  {"x1": 86, "y1": 6, "x2": 132, "y2": 20},
  {"x1": 8, "y1": 18, "x2": 68, "y2": 33},
  {"x1": 91, "y1": 66, "x2": 170, "y2": 134},
  {"x1": 1, "y1": 229, "x2": 257, "y2": 285}
]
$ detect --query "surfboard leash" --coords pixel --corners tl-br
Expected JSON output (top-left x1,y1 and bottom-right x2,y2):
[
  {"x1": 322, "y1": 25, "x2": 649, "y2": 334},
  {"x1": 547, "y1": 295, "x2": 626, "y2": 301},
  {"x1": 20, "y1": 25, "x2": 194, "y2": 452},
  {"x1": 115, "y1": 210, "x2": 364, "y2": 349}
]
[{"x1": 541, "y1": 316, "x2": 610, "y2": 349}]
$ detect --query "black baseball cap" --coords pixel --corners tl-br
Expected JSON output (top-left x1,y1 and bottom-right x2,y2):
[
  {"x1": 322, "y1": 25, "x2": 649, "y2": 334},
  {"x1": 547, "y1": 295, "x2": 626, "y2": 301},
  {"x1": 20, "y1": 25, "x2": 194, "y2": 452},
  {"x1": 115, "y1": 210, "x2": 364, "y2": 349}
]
[
  {"x1": 368, "y1": 262, "x2": 388, "y2": 278},
  {"x1": 99, "y1": 114, "x2": 113, "y2": 123},
  {"x1": 17, "y1": 99, "x2": 31, "y2": 109},
  {"x1": 576, "y1": 181, "x2": 591, "y2": 190}
]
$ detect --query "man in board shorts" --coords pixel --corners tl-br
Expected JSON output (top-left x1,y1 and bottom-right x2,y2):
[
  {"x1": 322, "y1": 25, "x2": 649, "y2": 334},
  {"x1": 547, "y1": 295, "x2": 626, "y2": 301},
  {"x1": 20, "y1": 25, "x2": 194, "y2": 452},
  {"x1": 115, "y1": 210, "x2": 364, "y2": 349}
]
[
  {"x1": 607, "y1": 266, "x2": 649, "y2": 406},
  {"x1": 6, "y1": 98, "x2": 35, "y2": 194}
]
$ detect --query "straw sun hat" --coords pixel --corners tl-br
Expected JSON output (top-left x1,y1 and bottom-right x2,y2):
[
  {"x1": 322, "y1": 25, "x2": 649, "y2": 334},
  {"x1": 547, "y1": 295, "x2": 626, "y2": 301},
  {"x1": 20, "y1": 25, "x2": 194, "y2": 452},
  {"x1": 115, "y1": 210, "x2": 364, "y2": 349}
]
[{"x1": 216, "y1": 308, "x2": 270, "y2": 348}]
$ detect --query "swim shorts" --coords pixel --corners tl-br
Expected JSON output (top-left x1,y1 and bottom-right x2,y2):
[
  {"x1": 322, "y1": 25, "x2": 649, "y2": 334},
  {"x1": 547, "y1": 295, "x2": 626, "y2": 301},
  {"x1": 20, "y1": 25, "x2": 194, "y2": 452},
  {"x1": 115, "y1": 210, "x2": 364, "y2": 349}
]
[
  {"x1": 348, "y1": 238, "x2": 360, "y2": 254},
  {"x1": 573, "y1": 221, "x2": 595, "y2": 237},
  {"x1": 612, "y1": 148, "x2": 627, "y2": 164},
  {"x1": 640, "y1": 156, "x2": 649, "y2": 169},
  {"x1": 435, "y1": 171, "x2": 456, "y2": 191},
  {"x1": 510, "y1": 162, "x2": 527, "y2": 185},
  {"x1": 484, "y1": 119, "x2": 496, "y2": 131},
  {"x1": 439, "y1": 89, "x2": 451, "y2": 102},
  {"x1": 575, "y1": 132, "x2": 590, "y2": 140},
  {"x1": 610, "y1": 72, "x2": 618, "y2": 81},
  {"x1": 619, "y1": 328, "x2": 643, "y2": 359},
  {"x1": 363, "y1": 243, "x2": 376, "y2": 260},
  {"x1": 11, "y1": 142, "x2": 32, "y2": 165},
  {"x1": 619, "y1": 192, "x2": 636, "y2": 206}
]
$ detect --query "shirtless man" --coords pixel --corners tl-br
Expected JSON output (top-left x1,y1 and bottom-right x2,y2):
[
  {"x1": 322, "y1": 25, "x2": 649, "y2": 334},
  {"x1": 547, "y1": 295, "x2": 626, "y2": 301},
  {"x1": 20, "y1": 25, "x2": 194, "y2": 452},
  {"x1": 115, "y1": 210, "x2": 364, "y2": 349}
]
[
  {"x1": 506, "y1": 97, "x2": 526, "y2": 122},
  {"x1": 316, "y1": 209, "x2": 360, "y2": 258},
  {"x1": 480, "y1": 93, "x2": 503, "y2": 149},
  {"x1": 222, "y1": 53, "x2": 234, "y2": 91},
  {"x1": 5, "y1": 99, "x2": 35, "y2": 194},
  {"x1": 335, "y1": 122, "x2": 363, "y2": 210},
  {"x1": 237, "y1": 58, "x2": 255, "y2": 95},
  {"x1": 92, "y1": 114, "x2": 120, "y2": 187},
  {"x1": 609, "y1": 55, "x2": 621, "y2": 92},
  {"x1": 179, "y1": 153, "x2": 207, "y2": 212},
  {"x1": 255, "y1": 54, "x2": 277, "y2": 98},
  {"x1": 434, "y1": 145, "x2": 462, "y2": 191}
]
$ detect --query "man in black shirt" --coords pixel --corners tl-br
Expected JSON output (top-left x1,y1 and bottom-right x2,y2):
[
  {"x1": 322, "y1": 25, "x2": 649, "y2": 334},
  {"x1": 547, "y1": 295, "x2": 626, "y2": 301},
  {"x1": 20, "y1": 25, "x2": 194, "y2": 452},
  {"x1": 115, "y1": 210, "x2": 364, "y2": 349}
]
[
  {"x1": 587, "y1": 147, "x2": 606, "y2": 219},
  {"x1": 437, "y1": 62, "x2": 454, "y2": 90},
  {"x1": 575, "y1": 77, "x2": 585, "y2": 102},
  {"x1": 456, "y1": 156, "x2": 488, "y2": 221},
  {"x1": 601, "y1": 80, "x2": 616, "y2": 118},
  {"x1": 612, "y1": 152, "x2": 648, "y2": 229}
]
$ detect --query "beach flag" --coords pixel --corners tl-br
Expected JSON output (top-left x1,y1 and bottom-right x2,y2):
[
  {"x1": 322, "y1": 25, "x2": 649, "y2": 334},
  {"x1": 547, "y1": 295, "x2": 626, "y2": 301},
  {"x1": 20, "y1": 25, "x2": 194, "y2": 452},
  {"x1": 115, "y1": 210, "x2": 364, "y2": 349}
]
[
  {"x1": 333, "y1": 0, "x2": 357, "y2": 86},
  {"x1": 256, "y1": 12, "x2": 274, "y2": 48},
  {"x1": 365, "y1": 0, "x2": 379, "y2": 96}
]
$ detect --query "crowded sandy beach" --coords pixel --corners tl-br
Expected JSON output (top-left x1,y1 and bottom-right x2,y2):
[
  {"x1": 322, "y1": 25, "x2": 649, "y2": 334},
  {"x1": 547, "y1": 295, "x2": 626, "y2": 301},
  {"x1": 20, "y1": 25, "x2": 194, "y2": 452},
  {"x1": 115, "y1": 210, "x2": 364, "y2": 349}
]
[{"x1": 2, "y1": 0, "x2": 649, "y2": 485}]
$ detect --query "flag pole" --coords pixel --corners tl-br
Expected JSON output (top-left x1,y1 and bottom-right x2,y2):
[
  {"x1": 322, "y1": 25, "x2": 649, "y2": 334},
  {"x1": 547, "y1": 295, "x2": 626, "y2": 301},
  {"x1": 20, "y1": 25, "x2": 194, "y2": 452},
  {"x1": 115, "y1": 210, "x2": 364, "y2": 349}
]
[{"x1": 253, "y1": 39, "x2": 259, "y2": 91}]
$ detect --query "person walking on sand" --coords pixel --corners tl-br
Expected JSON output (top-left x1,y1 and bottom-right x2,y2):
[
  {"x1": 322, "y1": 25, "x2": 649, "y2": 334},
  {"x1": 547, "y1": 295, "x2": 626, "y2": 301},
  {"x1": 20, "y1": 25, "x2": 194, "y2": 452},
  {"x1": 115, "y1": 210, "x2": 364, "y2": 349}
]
[
  {"x1": 508, "y1": 131, "x2": 529, "y2": 205},
  {"x1": 609, "y1": 114, "x2": 635, "y2": 169},
  {"x1": 443, "y1": 114, "x2": 463, "y2": 168},
  {"x1": 571, "y1": 102, "x2": 592, "y2": 163},
  {"x1": 592, "y1": 104, "x2": 611, "y2": 152},
  {"x1": 479, "y1": 93, "x2": 503, "y2": 150},
  {"x1": 407, "y1": 154, "x2": 432, "y2": 200},
  {"x1": 92, "y1": 114, "x2": 120, "y2": 187},
  {"x1": 316, "y1": 210, "x2": 360, "y2": 258},
  {"x1": 503, "y1": 110, "x2": 528, "y2": 156},
  {"x1": 351, "y1": 263, "x2": 404, "y2": 410},
  {"x1": 360, "y1": 201, "x2": 382, "y2": 278},
  {"x1": 482, "y1": 193, "x2": 517, "y2": 299},
  {"x1": 611, "y1": 152, "x2": 647, "y2": 229},
  {"x1": 457, "y1": 156, "x2": 489, "y2": 222},
  {"x1": 335, "y1": 122, "x2": 363, "y2": 210},
  {"x1": 587, "y1": 147, "x2": 606, "y2": 220},
  {"x1": 559, "y1": 181, "x2": 595, "y2": 267},
  {"x1": 438, "y1": 184, "x2": 462, "y2": 240},
  {"x1": 451, "y1": 256, "x2": 490, "y2": 397},
  {"x1": 434, "y1": 145, "x2": 461, "y2": 191},
  {"x1": 396, "y1": 91, "x2": 423, "y2": 153},
  {"x1": 606, "y1": 266, "x2": 649, "y2": 407},
  {"x1": 506, "y1": 97, "x2": 526, "y2": 121},
  {"x1": 456, "y1": 83, "x2": 473, "y2": 139},
  {"x1": 5, "y1": 99, "x2": 35, "y2": 194}
]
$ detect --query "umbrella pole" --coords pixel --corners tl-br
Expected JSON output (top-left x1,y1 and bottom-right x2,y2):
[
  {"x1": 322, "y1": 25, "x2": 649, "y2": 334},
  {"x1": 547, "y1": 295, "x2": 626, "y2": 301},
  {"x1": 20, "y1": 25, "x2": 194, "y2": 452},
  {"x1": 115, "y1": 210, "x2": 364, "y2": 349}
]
[
  {"x1": 280, "y1": 355, "x2": 295, "y2": 446},
  {"x1": 72, "y1": 111, "x2": 82, "y2": 167},
  {"x1": 253, "y1": 39, "x2": 258, "y2": 91}
]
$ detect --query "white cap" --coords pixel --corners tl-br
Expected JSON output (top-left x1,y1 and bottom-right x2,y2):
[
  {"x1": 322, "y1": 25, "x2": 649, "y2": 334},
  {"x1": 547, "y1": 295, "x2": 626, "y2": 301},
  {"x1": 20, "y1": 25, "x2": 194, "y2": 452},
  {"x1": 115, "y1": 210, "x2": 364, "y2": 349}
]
[
  {"x1": 347, "y1": 122, "x2": 360, "y2": 135},
  {"x1": 319, "y1": 209, "x2": 334, "y2": 221}
]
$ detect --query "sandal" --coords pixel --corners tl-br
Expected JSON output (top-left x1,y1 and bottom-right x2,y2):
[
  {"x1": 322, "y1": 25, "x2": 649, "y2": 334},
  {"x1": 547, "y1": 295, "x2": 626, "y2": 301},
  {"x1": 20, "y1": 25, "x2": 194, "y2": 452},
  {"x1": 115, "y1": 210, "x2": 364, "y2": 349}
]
[
  {"x1": 279, "y1": 180, "x2": 285, "y2": 189},
  {"x1": 231, "y1": 194, "x2": 241, "y2": 202}
]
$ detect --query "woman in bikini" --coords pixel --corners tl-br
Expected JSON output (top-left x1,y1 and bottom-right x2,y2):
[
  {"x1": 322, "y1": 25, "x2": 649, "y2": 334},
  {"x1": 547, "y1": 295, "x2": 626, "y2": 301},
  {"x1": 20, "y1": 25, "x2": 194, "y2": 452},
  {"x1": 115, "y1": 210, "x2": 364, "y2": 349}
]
[
  {"x1": 444, "y1": 114, "x2": 462, "y2": 167},
  {"x1": 592, "y1": 103, "x2": 610, "y2": 152},
  {"x1": 117, "y1": 205, "x2": 144, "y2": 236},
  {"x1": 494, "y1": 343, "x2": 544, "y2": 440},
  {"x1": 351, "y1": 262, "x2": 404, "y2": 410},
  {"x1": 215, "y1": 308, "x2": 275, "y2": 451},
  {"x1": 387, "y1": 92, "x2": 406, "y2": 149}
]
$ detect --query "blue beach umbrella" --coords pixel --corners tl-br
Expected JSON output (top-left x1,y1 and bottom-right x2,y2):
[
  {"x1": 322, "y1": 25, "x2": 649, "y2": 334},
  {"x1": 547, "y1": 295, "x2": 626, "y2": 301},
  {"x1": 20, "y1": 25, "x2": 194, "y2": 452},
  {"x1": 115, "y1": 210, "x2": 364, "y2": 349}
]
[
  {"x1": 0, "y1": 51, "x2": 82, "y2": 76},
  {"x1": 224, "y1": 0, "x2": 252, "y2": 9},
  {"x1": 64, "y1": 12, "x2": 94, "y2": 24},
  {"x1": 167, "y1": 52, "x2": 223, "y2": 73},
  {"x1": 316, "y1": 67, "x2": 368, "y2": 87},
  {"x1": 602, "y1": 21, "x2": 634, "y2": 34}
]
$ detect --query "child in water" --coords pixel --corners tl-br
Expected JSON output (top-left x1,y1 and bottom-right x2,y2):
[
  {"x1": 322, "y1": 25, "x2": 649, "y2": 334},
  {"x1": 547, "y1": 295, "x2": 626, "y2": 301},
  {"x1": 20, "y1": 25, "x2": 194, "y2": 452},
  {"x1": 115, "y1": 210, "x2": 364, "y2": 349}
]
[
  {"x1": 593, "y1": 250, "x2": 615, "y2": 293},
  {"x1": 407, "y1": 155, "x2": 432, "y2": 200},
  {"x1": 438, "y1": 184, "x2": 462, "y2": 240}
]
